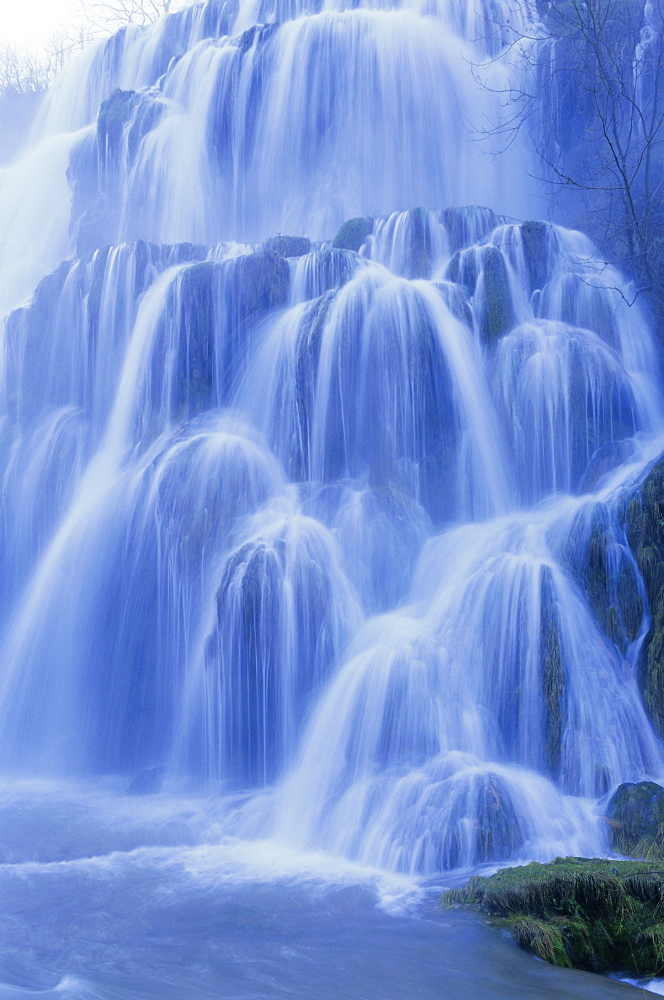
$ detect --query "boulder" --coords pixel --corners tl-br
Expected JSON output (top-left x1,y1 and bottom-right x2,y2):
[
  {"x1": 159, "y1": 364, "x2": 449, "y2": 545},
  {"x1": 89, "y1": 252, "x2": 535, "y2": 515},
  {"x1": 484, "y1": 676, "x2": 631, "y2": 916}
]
[
  {"x1": 606, "y1": 780, "x2": 664, "y2": 857},
  {"x1": 331, "y1": 216, "x2": 373, "y2": 252},
  {"x1": 264, "y1": 235, "x2": 311, "y2": 257}
]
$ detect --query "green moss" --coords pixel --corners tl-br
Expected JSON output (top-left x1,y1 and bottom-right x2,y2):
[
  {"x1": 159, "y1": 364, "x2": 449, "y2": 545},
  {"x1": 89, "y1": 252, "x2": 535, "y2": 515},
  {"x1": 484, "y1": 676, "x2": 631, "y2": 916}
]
[
  {"x1": 331, "y1": 217, "x2": 373, "y2": 252},
  {"x1": 511, "y1": 917, "x2": 572, "y2": 966},
  {"x1": 624, "y1": 459, "x2": 664, "y2": 736},
  {"x1": 477, "y1": 245, "x2": 515, "y2": 343},
  {"x1": 606, "y1": 781, "x2": 664, "y2": 859},
  {"x1": 583, "y1": 516, "x2": 643, "y2": 650},
  {"x1": 470, "y1": 774, "x2": 524, "y2": 864},
  {"x1": 540, "y1": 567, "x2": 564, "y2": 778},
  {"x1": 442, "y1": 857, "x2": 664, "y2": 976}
]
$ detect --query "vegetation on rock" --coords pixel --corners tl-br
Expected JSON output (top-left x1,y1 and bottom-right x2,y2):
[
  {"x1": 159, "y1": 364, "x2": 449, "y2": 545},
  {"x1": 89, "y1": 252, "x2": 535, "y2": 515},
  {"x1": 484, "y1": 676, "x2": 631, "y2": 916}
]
[
  {"x1": 443, "y1": 857, "x2": 664, "y2": 976},
  {"x1": 446, "y1": 244, "x2": 515, "y2": 344},
  {"x1": 625, "y1": 460, "x2": 664, "y2": 737},
  {"x1": 606, "y1": 781, "x2": 664, "y2": 859},
  {"x1": 540, "y1": 567, "x2": 564, "y2": 779}
]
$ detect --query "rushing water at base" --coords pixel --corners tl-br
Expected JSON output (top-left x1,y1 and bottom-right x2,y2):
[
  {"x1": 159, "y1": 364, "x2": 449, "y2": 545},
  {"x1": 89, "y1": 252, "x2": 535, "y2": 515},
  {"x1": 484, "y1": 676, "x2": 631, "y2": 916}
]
[
  {"x1": 0, "y1": 783, "x2": 648, "y2": 1000},
  {"x1": 2, "y1": 0, "x2": 664, "y2": 993}
]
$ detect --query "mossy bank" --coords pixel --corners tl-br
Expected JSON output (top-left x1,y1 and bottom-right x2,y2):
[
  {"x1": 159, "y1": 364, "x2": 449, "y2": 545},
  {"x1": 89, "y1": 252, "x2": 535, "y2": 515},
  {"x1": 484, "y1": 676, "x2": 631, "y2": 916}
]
[{"x1": 443, "y1": 857, "x2": 664, "y2": 977}]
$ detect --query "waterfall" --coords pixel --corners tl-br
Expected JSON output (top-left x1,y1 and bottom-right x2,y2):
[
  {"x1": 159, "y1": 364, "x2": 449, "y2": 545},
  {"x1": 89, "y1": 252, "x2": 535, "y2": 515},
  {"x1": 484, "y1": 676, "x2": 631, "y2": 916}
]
[{"x1": 0, "y1": 0, "x2": 662, "y2": 884}]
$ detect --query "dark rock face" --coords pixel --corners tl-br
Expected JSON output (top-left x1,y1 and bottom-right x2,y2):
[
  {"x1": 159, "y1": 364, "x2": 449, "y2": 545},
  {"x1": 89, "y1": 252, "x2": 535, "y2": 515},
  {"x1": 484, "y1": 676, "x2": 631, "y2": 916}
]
[
  {"x1": 228, "y1": 250, "x2": 290, "y2": 326},
  {"x1": 519, "y1": 220, "x2": 551, "y2": 294},
  {"x1": 445, "y1": 243, "x2": 516, "y2": 344},
  {"x1": 439, "y1": 205, "x2": 504, "y2": 253},
  {"x1": 471, "y1": 774, "x2": 524, "y2": 864},
  {"x1": 606, "y1": 780, "x2": 664, "y2": 857},
  {"x1": 331, "y1": 216, "x2": 373, "y2": 252},
  {"x1": 625, "y1": 460, "x2": 664, "y2": 736},
  {"x1": 264, "y1": 235, "x2": 311, "y2": 257},
  {"x1": 540, "y1": 567, "x2": 564, "y2": 779},
  {"x1": 71, "y1": 88, "x2": 167, "y2": 255},
  {"x1": 476, "y1": 245, "x2": 516, "y2": 342},
  {"x1": 563, "y1": 504, "x2": 644, "y2": 655},
  {"x1": 578, "y1": 439, "x2": 635, "y2": 493}
]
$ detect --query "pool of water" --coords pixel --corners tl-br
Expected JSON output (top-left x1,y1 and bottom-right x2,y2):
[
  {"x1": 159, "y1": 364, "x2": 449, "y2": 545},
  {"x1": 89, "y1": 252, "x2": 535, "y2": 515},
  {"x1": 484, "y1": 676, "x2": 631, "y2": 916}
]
[{"x1": 0, "y1": 781, "x2": 646, "y2": 1000}]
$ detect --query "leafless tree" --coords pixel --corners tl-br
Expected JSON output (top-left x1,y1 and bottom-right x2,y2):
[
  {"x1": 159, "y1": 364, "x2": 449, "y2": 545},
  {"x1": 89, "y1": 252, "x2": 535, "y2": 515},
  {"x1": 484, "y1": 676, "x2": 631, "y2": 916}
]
[
  {"x1": 0, "y1": 23, "x2": 92, "y2": 99},
  {"x1": 0, "y1": 45, "x2": 53, "y2": 96},
  {"x1": 481, "y1": 0, "x2": 664, "y2": 316},
  {"x1": 76, "y1": 0, "x2": 196, "y2": 33}
]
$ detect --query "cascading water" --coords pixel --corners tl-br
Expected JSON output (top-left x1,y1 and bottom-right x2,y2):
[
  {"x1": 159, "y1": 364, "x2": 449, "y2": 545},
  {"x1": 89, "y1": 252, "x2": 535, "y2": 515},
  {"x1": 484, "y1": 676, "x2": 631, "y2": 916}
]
[{"x1": 0, "y1": 0, "x2": 663, "y2": 995}]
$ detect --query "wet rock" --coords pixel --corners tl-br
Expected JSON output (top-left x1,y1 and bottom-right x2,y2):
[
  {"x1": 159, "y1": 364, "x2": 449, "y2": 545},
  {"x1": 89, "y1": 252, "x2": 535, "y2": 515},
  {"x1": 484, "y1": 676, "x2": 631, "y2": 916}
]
[
  {"x1": 540, "y1": 567, "x2": 564, "y2": 779},
  {"x1": 606, "y1": 780, "x2": 664, "y2": 858},
  {"x1": 472, "y1": 774, "x2": 524, "y2": 864},
  {"x1": 400, "y1": 206, "x2": 435, "y2": 278},
  {"x1": 582, "y1": 511, "x2": 643, "y2": 651},
  {"x1": 439, "y1": 205, "x2": 504, "y2": 253},
  {"x1": 625, "y1": 459, "x2": 664, "y2": 736},
  {"x1": 264, "y1": 235, "x2": 311, "y2": 257},
  {"x1": 432, "y1": 281, "x2": 473, "y2": 328},
  {"x1": 72, "y1": 88, "x2": 166, "y2": 255},
  {"x1": 332, "y1": 216, "x2": 373, "y2": 252},
  {"x1": 520, "y1": 220, "x2": 551, "y2": 293},
  {"x1": 443, "y1": 856, "x2": 664, "y2": 975},
  {"x1": 293, "y1": 247, "x2": 360, "y2": 299},
  {"x1": 578, "y1": 439, "x2": 635, "y2": 493},
  {"x1": 476, "y1": 245, "x2": 515, "y2": 343},
  {"x1": 228, "y1": 250, "x2": 290, "y2": 323},
  {"x1": 446, "y1": 244, "x2": 515, "y2": 343}
]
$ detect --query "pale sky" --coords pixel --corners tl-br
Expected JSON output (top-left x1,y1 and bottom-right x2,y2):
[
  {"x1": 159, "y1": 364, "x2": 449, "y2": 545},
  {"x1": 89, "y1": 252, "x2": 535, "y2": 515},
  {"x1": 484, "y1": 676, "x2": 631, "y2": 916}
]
[{"x1": 0, "y1": 0, "x2": 79, "y2": 52}]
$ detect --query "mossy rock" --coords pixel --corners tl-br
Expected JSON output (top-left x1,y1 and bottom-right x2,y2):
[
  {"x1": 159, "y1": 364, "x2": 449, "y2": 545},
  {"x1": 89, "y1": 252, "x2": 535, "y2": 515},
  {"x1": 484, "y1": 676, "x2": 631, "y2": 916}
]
[
  {"x1": 264, "y1": 235, "x2": 311, "y2": 257},
  {"x1": 477, "y1": 245, "x2": 516, "y2": 343},
  {"x1": 229, "y1": 250, "x2": 290, "y2": 322},
  {"x1": 432, "y1": 281, "x2": 473, "y2": 328},
  {"x1": 520, "y1": 220, "x2": 551, "y2": 293},
  {"x1": 540, "y1": 567, "x2": 564, "y2": 778},
  {"x1": 445, "y1": 248, "x2": 478, "y2": 293},
  {"x1": 332, "y1": 216, "x2": 373, "y2": 252},
  {"x1": 606, "y1": 781, "x2": 664, "y2": 858},
  {"x1": 579, "y1": 512, "x2": 643, "y2": 653},
  {"x1": 446, "y1": 244, "x2": 515, "y2": 343},
  {"x1": 471, "y1": 774, "x2": 524, "y2": 864},
  {"x1": 403, "y1": 206, "x2": 435, "y2": 278},
  {"x1": 443, "y1": 857, "x2": 664, "y2": 976},
  {"x1": 439, "y1": 205, "x2": 502, "y2": 253},
  {"x1": 578, "y1": 439, "x2": 635, "y2": 493},
  {"x1": 624, "y1": 459, "x2": 664, "y2": 736},
  {"x1": 97, "y1": 89, "x2": 141, "y2": 149}
]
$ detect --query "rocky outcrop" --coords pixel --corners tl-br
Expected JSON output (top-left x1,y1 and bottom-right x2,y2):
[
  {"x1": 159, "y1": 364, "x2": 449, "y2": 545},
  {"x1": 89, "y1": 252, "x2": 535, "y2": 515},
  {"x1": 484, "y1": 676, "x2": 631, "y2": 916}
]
[
  {"x1": 625, "y1": 460, "x2": 664, "y2": 736},
  {"x1": 264, "y1": 235, "x2": 311, "y2": 257},
  {"x1": 606, "y1": 780, "x2": 664, "y2": 858},
  {"x1": 444, "y1": 857, "x2": 664, "y2": 976},
  {"x1": 332, "y1": 216, "x2": 373, "y2": 252},
  {"x1": 446, "y1": 243, "x2": 516, "y2": 343}
]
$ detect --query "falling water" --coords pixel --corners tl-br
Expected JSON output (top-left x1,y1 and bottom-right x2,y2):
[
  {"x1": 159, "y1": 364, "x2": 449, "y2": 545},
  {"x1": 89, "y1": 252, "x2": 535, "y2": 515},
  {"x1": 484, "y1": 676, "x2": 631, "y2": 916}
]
[{"x1": 0, "y1": 0, "x2": 663, "y2": 994}]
